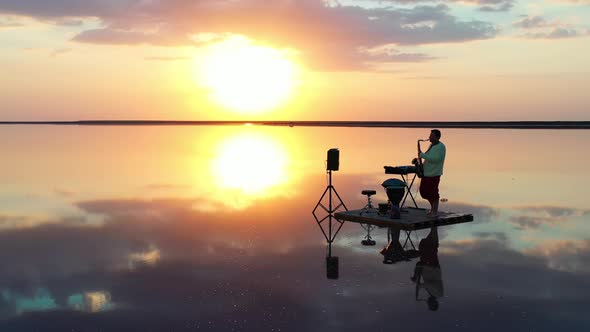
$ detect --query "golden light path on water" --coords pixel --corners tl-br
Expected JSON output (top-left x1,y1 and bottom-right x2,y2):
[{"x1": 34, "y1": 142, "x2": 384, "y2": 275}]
[
  {"x1": 190, "y1": 127, "x2": 301, "y2": 210},
  {"x1": 212, "y1": 132, "x2": 288, "y2": 194}
]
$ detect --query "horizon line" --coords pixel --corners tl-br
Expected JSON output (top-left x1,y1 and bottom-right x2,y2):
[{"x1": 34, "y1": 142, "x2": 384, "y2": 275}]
[{"x1": 0, "y1": 120, "x2": 589, "y2": 129}]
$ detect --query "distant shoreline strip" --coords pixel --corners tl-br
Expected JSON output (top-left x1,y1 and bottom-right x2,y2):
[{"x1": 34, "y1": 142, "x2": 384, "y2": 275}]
[{"x1": 0, "y1": 121, "x2": 589, "y2": 129}]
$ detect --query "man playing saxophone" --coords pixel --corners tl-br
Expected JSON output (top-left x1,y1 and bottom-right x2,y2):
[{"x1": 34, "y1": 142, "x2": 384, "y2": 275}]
[{"x1": 417, "y1": 129, "x2": 446, "y2": 217}]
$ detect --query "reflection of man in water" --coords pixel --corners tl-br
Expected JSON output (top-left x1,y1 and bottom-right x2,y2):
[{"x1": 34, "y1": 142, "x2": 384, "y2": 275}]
[{"x1": 411, "y1": 227, "x2": 443, "y2": 311}]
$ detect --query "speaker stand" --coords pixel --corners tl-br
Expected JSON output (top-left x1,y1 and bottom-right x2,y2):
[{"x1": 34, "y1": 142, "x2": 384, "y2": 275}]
[{"x1": 312, "y1": 170, "x2": 348, "y2": 258}]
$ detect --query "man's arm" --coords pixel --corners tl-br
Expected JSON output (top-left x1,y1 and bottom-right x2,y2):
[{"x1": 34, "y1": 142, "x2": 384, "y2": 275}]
[{"x1": 419, "y1": 145, "x2": 444, "y2": 162}]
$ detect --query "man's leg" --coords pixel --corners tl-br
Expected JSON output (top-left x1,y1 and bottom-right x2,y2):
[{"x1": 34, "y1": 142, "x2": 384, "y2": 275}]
[
  {"x1": 428, "y1": 177, "x2": 441, "y2": 216},
  {"x1": 426, "y1": 226, "x2": 439, "y2": 243},
  {"x1": 431, "y1": 198, "x2": 439, "y2": 216},
  {"x1": 421, "y1": 177, "x2": 435, "y2": 215},
  {"x1": 419, "y1": 178, "x2": 428, "y2": 213},
  {"x1": 427, "y1": 198, "x2": 434, "y2": 216},
  {"x1": 411, "y1": 262, "x2": 424, "y2": 282}
]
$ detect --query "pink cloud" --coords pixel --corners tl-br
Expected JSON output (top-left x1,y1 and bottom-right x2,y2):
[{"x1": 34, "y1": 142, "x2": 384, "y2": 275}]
[{"x1": 0, "y1": 0, "x2": 498, "y2": 70}]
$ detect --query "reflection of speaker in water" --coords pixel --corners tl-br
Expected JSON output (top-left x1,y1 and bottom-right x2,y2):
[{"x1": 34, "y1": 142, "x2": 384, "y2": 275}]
[
  {"x1": 327, "y1": 148, "x2": 339, "y2": 171},
  {"x1": 326, "y1": 256, "x2": 339, "y2": 279}
]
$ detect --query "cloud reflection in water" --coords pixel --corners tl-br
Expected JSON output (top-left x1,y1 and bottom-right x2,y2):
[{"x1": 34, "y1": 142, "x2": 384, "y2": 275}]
[
  {"x1": 0, "y1": 187, "x2": 587, "y2": 330},
  {"x1": 0, "y1": 125, "x2": 589, "y2": 330}
]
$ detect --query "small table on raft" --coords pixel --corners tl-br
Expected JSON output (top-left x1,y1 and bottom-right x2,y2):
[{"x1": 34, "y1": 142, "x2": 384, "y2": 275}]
[{"x1": 335, "y1": 207, "x2": 474, "y2": 249}]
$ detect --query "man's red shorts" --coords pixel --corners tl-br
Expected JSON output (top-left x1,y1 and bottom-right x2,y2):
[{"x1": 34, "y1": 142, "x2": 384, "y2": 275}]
[{"x1": 419, "y1": 176, "x2": 441, "y2": 201}]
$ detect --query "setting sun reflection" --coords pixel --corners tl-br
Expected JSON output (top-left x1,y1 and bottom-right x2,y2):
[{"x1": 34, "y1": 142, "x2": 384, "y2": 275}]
[{"x1": 212, "y1": 133, "x2": 288, "y2": 195}]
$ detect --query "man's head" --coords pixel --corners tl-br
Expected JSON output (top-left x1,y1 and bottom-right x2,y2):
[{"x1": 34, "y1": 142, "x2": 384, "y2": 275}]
[{"x1": 429, "y1": 129, "x2": 441, "y2": 143}]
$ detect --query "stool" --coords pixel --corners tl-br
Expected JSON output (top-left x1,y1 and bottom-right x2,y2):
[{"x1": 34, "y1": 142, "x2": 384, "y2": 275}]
[
  {"x1": 360, "y1": 189, "x2": 377, "y2": 246},
  {"x1": 361, "y1": 190, "x2": 377, "y2": 209}
]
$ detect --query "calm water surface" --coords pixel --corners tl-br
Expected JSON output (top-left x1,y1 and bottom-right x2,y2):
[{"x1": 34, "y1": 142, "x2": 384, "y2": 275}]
[{"x1": 0, "y1": 126, "x2": 589, "y2": 331}]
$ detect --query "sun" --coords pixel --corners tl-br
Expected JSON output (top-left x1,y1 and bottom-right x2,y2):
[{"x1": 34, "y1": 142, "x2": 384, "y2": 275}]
[{"x1": 194, "y1": 36, "x2": 300, "y2": 114}]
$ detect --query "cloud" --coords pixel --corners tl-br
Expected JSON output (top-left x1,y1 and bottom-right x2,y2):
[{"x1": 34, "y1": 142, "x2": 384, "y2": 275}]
[
  {"x1": 555, "y1": 0, "x2": 590, "y2": 4},
  {"x1": 512, "y1": 15, "x2": 548, "y2": 29},
  {"x1": 51, "y1": 17, "x2": 84, "y2": 26},
  {"x1": 474, "y1": 0, "x2": 514, "y2": 12},
  {"x1": 514, "y1": 205, "x2": 586, "y2": 218},
  {"x1": 0, "y1": 196, "x2": 303, "y2": 312},
  {"x1": 387, "y1": 52, "x2": 438, "y2": 62},
  {"x1": 0, "y1": 0, "x2": 499, "y2": 70},
  {"x1": 72, "y1": 28, "x2": 190, "y2": 46},
  {"x1": 0, "y1": 15, "x2": 22, "y2": 27},
  {"x1": 360, "y1": 45, "x2": 439, "y2": 63},
  {"x1": 441, "y1": 237, "x2": 590, "y2": 307},
  {"x1": 473, "y1": 231, "x2": 508, "y2": 242},
  {"x1": 0, "y1": 192, "x2": 589, "y2": 329},
  {"x1": 0, "y1": 21, "x2": 19, "y2": 27},
  {"x1": 512, "y1": 14, "x2": 590, "y2": 39},
  {"x1": 360, "y1": 0, "x2": 515, "y2": 12},
  {"x1": 526, "y1": 239, "x2": 590, "y2": 274},
  {"x1": 443, "y1": 201, "x2": 499, "y2": 223},
  {"x1": 0, "y1": 214, "x2": 37, "y2": 229},
  {"x1": 0, "y1": 0, "x2": 126, "y2": 19},
  {"x1": 524, "y1": 27, "x2": 584, "y2": 39},
  {"x1": 508, "y1": 205, "x2": 587, "y2": 229},
  {"x1": 3, "y1": 233, "x2": 586, "y2": 330},
  {"x1": 509, "y1": 215, "x2": 549, "y2": 229},
  {"x1": 0, "y1": 193, "x2": 347, "y2": 324}
]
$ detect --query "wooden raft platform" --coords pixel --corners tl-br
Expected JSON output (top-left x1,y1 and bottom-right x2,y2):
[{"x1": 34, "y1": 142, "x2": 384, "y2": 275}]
[{"x1": 335, "y1": 207, "x2": 473, "y2": 230}]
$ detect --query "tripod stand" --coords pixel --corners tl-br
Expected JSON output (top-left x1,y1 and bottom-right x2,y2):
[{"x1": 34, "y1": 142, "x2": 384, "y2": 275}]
[{"x1": 312, "y1": 169, "x2": 348, "y2": 263}]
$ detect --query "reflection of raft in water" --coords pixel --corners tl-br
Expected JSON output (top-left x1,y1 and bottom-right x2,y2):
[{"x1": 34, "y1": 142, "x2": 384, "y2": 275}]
[{"x1": 335, "y1": 207, "x2": 473, "y2": 230}]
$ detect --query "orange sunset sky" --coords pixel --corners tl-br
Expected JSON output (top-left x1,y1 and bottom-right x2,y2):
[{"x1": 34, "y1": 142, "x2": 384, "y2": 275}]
[{"x1": 1, "y1": 0, "x2": 589, "y2": 121}]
